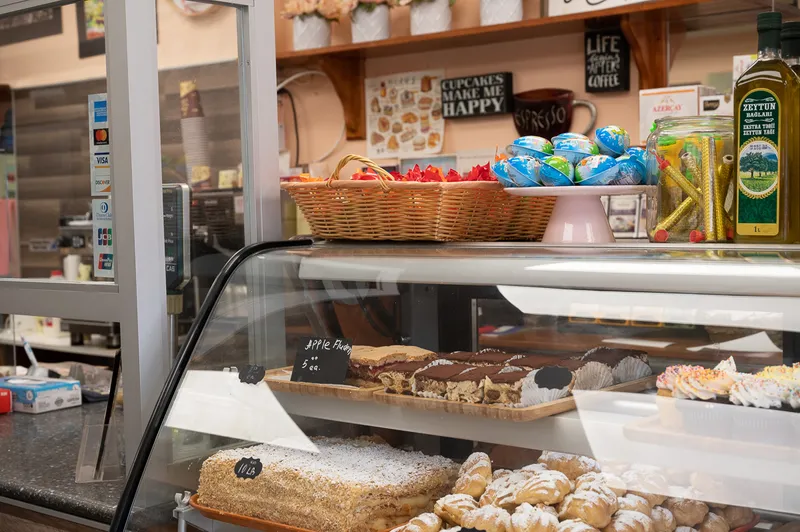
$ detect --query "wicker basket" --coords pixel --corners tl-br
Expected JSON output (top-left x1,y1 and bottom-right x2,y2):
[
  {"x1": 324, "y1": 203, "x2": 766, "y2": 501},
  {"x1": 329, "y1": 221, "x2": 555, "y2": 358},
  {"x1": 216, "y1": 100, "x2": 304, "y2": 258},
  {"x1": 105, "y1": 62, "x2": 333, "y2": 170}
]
[{"x1": 281, "y1": 155, "x2": 554, "y2": 241}]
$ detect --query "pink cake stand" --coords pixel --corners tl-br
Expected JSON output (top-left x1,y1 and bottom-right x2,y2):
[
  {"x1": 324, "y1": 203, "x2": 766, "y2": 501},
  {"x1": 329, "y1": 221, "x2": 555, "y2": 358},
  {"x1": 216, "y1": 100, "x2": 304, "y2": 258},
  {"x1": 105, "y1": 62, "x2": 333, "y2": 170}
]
[{"x1": 505, "y1": 185, "x2": 654, "y2": 244}]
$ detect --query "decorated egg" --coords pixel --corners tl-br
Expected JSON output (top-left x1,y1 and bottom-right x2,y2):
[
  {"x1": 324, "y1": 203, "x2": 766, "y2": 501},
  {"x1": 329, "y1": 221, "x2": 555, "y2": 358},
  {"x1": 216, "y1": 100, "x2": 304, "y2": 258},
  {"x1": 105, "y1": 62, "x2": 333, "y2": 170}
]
[
  {"x1": 507, "y1": 156, "x2": 543, "y2": 187},
  {"x1": 574, "y1": 155, "x2": 619, "y2": 186},
  {"x1": 539, "y1": 155, "x2": 574, "y2": 186},
  {"x1": 614, "y1": 155, "x2": 644, "y2": 185},
  {"x1": 507, "y1": 136, "x2": 554, "y2": 161},
  {"x1": 595, "y1": 125, "x2": 631, "y2": 157},
  {"x1": 490, "y1": 159, "x2": 516, "y2": 188},
  {"x1": 554, "y1": 137, "x2": 600, "y2": 165},
  {"x1": 551, "y1": 132, "x2": 589, "y2": 145}
]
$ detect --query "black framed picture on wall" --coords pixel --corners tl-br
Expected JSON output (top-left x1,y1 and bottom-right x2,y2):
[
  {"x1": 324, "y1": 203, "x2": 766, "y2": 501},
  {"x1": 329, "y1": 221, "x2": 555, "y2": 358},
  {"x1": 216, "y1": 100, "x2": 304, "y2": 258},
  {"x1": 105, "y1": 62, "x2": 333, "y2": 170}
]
[
  {"x1": 76, "y1": 0, "x2": 158, "y2": 59},
  {"x1": 76, "y1": 0, "x2": 105, "y2": 58},
  {"x1": 0, "y1": 7, "x2": 62, "y2": 47}
]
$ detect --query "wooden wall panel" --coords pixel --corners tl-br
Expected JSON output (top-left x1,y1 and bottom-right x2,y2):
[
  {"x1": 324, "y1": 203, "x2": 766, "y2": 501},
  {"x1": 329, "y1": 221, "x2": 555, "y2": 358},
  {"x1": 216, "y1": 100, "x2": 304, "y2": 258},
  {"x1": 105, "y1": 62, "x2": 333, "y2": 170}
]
[{"x1": 14, "y1": 61, "x2": 242, "y2": 277}]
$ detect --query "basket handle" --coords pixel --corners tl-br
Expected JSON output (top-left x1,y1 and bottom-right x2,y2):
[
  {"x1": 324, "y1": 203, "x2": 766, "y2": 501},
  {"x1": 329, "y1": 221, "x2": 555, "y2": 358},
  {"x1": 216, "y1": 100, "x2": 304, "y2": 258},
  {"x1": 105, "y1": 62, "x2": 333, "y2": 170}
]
[{"x1": 327, "y1": 154, "x2": 395, "y2": 191}]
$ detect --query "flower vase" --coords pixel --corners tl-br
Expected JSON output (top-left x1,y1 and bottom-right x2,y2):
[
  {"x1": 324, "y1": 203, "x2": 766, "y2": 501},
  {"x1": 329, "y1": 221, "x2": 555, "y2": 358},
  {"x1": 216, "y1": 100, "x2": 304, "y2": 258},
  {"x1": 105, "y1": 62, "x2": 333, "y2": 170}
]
[
  {"x1": 293, "y1": 15, "x2": 331, "y2": 51},
  {"x1": 480, "y1": 0, "x2": 522, "y2": 26},
  {"x1": 410, "y1": 0, "x2": 452, "y2": 36},
  {"x1": 352, "y1": 4, "x2": 391, "y2": 43}
]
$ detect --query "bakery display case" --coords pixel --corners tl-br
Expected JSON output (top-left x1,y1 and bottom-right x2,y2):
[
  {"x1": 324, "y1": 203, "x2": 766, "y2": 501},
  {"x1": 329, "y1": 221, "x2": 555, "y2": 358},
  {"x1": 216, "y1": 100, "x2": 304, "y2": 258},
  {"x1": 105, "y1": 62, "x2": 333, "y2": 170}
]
[{"x1": 111, "y1": 241, "x2": 800, "y2": 532}]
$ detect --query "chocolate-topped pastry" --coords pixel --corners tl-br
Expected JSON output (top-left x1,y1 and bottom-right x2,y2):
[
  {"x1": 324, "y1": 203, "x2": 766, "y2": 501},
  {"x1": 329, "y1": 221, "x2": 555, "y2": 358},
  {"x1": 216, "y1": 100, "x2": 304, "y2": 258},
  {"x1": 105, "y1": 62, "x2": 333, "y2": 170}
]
[
  {"x1": 442, "y1": 352, "x2": 477, "y2": 363},
  {"x1": 470, "y1": 351, "x2": 520, "y2": 366},
  {"x1": 582, "y1": 347, "x2": 652, "y2": 384},
  {"x1": 512, "y1": 354, "x2": 579, "y2": 370},
  {"x1": 514, "y1": 356, "x2": 613, "y2": 391},
  {"x1": 378, "y1": 360, "x2": 430, "y2": 395},
  {"x1": 347, "y1": 345, "x2": 436, "y2": 386},
  {"x1": 519, "y1": 366, "x2": 576, "y2": 406},
  {"x1": 446, "y1": 366, "x2": 503, "y2": 403},
  {"x1": 412, "y1": 361, "x2": 472, "y2": 398},
  {"x1": 484, "y1": 367, "x2": 532, "y2": 405}
]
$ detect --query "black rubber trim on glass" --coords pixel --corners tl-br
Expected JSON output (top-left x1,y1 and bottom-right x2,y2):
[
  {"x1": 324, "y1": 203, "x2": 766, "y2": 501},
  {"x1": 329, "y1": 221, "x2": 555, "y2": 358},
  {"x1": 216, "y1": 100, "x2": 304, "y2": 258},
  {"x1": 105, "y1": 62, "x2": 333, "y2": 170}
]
[{"x1": 110, "y1": 239, "x2": 312, "y2": 531}]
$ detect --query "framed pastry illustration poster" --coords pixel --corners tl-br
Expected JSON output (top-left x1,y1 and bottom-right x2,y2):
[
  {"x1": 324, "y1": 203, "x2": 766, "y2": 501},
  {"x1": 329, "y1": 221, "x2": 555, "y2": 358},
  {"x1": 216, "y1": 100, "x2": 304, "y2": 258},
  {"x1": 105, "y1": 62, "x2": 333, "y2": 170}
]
[
  {"x1": 366, "y1": 70, "x2": 445, "y2": 160},
  {"x1": 77, "y1": 0, "x2": 105, "y2": 58}
]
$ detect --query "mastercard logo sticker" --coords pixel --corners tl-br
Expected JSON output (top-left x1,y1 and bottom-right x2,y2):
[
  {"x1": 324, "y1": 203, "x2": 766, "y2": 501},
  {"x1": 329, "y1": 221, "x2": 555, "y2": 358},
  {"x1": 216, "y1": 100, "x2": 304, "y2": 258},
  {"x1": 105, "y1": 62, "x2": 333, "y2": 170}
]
[{"x1": 94, "y1": 128, "x2": 109, "y2": 144}]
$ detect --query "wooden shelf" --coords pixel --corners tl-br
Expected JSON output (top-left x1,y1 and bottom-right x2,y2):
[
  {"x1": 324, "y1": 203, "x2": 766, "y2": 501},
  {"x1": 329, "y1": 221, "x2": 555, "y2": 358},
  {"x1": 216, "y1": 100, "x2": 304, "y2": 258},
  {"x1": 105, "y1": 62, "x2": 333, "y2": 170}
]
[{"x1": 276, "y1": 0, "x2": 799, "y2": 140}]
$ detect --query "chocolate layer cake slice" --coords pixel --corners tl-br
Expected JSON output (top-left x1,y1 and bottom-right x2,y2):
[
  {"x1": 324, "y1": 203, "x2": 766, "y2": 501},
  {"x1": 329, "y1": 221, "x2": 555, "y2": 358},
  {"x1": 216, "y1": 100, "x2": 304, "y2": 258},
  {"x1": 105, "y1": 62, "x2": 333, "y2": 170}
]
[
  {"x1": 347, "y1": 345, "x2": 436, "y2": 387},
  {"x1": 483, "y1": 367, "x2": 531, "y2": 405},
  {"x1": 378, "y1": 360, "x2": 430, "y2": 395},
  {"x1": 412, "y1": 361, "x2": 472, "y2": 399},
  {"x1": 445, "y1": 366, "x2": 502, "y2": 403}
]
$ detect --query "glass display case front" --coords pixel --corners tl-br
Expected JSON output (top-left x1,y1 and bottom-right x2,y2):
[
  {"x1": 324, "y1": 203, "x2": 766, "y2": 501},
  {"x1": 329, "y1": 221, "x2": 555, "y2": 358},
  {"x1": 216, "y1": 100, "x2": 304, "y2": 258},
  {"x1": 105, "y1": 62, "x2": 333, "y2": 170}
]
[{"x1": 112, "y1": 241, "x2": 800, "y2": 532}]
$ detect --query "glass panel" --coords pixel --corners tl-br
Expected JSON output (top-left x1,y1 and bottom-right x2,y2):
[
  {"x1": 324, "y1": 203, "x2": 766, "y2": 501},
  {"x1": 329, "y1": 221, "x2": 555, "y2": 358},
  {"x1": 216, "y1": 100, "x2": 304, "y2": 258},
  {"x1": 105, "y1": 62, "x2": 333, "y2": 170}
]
[
  {"x1": 156, "y1": 2, "x2": 245, "y2": 349},
  {"x1": 123, "y1": 244, "x2": 800, "y2": 530},
  {"x1": 2, "y1": 2, "x2": 114, "y2": 283}
]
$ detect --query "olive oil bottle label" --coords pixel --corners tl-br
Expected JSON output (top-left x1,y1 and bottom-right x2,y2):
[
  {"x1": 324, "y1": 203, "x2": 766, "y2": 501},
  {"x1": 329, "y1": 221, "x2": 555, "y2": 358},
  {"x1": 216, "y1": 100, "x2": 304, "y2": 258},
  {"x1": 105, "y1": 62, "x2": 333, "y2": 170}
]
[{"x1": 737, "y1": 89, "x2": 781, "y2": 236}]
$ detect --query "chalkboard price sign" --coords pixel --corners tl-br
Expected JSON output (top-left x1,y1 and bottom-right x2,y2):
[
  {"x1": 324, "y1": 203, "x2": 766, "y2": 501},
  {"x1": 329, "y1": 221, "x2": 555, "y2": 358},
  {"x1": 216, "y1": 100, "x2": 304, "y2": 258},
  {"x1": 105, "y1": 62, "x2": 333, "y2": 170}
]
[
  {"x1": 585, "y1": 28, "x2": 630, "y2": 94},
  {"x1": 238, "y1": 365, "x2": 266, "y2": 385},
  {"x1": 291, "y1": 337, "x2": 352, "y2": 385},
  {"x1": 234, "y1": 457, "x2": 262, "y2": 479}
]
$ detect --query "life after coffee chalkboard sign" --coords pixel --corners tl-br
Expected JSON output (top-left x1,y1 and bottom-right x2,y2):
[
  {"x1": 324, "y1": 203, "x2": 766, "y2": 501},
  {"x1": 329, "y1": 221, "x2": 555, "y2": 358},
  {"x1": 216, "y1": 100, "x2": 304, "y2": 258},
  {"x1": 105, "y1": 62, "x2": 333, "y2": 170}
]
[
  {"x1": 584, "y1": 28, "x2": 630, "y2": 93},
  {"x1": 290, "y1": 337, "x2": 352, "y2": 385},
  {"x1": 442, "y1": 72, "x2": 513, "y2": 118}
]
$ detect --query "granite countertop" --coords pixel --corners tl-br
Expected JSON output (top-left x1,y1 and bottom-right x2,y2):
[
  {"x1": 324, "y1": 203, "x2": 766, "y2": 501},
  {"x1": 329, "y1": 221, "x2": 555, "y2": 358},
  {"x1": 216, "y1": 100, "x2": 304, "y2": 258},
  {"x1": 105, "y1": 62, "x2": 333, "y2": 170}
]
[{"x1": 0, "y1": 402, "x2": 124, "y2": 524}]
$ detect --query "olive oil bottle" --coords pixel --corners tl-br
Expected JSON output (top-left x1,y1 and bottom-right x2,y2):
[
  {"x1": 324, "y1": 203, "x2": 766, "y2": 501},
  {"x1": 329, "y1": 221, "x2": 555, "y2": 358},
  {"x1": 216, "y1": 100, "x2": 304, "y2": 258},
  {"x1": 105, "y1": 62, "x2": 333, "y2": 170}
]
[
  {"x1": 734, "y1": 12, "x2": 800, "y2": 243},
  {"x1": 782, "y1": 22, "x2": 800, "y2": 76}
]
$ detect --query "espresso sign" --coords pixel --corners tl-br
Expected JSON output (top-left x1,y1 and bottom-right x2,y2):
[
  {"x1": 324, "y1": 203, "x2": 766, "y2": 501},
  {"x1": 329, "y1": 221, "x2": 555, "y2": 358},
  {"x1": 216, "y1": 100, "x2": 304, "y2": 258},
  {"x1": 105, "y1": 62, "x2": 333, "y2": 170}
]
[
  {"x1": 585, "y1": 28, "x2": 630, "y2": 93},
  {"x1": 442, "y1": 73, "x2": 513, "y2": 119}
]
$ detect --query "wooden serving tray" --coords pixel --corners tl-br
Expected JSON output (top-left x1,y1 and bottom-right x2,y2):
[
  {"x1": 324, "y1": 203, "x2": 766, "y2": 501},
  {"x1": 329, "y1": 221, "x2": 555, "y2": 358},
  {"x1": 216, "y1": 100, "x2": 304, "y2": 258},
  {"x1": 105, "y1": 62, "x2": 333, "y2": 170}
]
[
  {"x1": 263, "y1": 367, "x2": 381, "y2": 401},
  {"x1": 373, "y1": 375, "x2": 657, "y2": 421},
  {"x1": 190, "y1": 494, "x2": 394, "y2": 532}
]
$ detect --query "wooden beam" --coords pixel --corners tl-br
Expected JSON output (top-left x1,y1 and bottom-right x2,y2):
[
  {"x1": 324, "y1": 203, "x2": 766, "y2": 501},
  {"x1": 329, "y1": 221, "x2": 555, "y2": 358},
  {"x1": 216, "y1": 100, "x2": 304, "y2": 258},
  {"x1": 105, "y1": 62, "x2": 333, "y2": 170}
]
[
  {"x1": 622, "y1": 10, "x2": 670, "y2": 90},
  {"x1": 319, "y1": 55, "x2": 366, "y2": 141}
]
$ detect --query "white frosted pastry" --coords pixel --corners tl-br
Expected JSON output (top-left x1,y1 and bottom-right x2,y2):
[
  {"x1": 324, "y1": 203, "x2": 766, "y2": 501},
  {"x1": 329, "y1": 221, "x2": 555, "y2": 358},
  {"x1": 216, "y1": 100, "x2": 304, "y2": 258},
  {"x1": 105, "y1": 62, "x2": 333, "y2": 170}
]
[
  {"x1": 538, "y1": 451, "x2": 601, "y2": 480},
  {"x1": 511, "y1": 503, "x2": 559, "y2": 532},
  {"x1": 729, "y1": 376, "x2": 789, "y2": 409},
  {"x1": 672, "y1": 369, "x2": 736, "y2": 401},
  {"x1": 713, "y1": 357, "x2": 737, "y2": 374},
  {"x1": 697, "y1": 513, "x2": 730, "y2": 532},
  {"x1": 435, "y1": 494, "x2": 479, "y2": 526},
  {"x1": 663, "y1": 499, "x2": 708, "y2": 527},
  {"x1": 404, "y1": 513, "x2": 442, "y2": 532},
  {"x1": 621, "y1": 469, "x2": 668, "y2": 507},
  {"x1": 560, "y1": 520, "x2": 601, "y2": 532},
  {"x1": 604, "y1": 510, "x2": 655, "y2": 532},
  {"x1": 507, "y1": 470, "x2": 572, "y2": 506},
  {"x1": 462, "y1": 505, "x2": 512, "y2": 532},
  {"x1": 618, "y1": 494, "x2": 652, "y2": 515},
  {"x1": 576, "y1": 472, "x2": 627, "y2": 497},
  {"x1": 558, "y1": 489, "x2": 619, "y2": 529},
  {"x1": 651, "y1": 507, "x2": 677, "y2": 532}
]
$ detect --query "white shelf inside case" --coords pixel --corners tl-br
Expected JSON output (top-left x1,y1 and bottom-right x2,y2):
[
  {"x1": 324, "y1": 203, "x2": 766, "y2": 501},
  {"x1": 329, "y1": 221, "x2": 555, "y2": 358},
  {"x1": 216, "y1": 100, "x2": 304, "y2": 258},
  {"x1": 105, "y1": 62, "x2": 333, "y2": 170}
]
[{"x1": 294, "y1": 244, "x2": 800, "y2": 298}]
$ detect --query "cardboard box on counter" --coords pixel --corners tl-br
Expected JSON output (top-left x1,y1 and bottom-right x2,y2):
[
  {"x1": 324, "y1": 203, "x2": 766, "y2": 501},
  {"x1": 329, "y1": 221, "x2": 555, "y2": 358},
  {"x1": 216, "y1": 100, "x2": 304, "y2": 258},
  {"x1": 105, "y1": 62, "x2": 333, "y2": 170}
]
[
  {"x1": 639, "y1": 85, "x2": 717, "y2": 143},
  {"x1": 700, "y1": 94, "x2": 734, "y2": 116},
  {"x1": 0, "y1": 376, "x2": 81, "y2": 414}
]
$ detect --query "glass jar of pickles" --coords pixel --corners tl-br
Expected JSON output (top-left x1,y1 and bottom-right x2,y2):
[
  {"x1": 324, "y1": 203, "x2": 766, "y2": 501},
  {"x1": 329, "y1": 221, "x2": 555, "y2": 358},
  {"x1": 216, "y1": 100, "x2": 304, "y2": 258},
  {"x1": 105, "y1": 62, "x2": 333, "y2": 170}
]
[{"x1": 645, "y1": 116, "x2": 735, "y2": 243}]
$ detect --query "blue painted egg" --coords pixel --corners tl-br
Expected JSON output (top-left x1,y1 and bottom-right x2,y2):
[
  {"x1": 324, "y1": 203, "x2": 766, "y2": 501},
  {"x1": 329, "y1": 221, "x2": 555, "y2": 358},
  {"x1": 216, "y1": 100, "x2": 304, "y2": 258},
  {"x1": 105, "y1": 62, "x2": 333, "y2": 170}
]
[
  {"x1": 551, "y1": 132, "x2": 589, "y2": 145},
  {"x1": 491, "y1": 159, "x2": 516, "y2": 188},
  {"x1": 614, "y1": 155, "x2": 645, "y2": 185},
  {"x1": 507, "y1": 156, "x2": 543, "y2": 187},
  {"x1": 574, "y1": 155, "x2": 620, "y2": 186},
  {"x1": 595, "y1": 125, "x2": 631, "y2": 157},
  {"x1": 539, "y1": 155, "x2": 574, "y2": 186},
  {"x1": 507, "y1": 136, "x2": 554, "y2": 161},
  {"x1": 554, "y1": 138, "x2": 600, "y2": 165}
]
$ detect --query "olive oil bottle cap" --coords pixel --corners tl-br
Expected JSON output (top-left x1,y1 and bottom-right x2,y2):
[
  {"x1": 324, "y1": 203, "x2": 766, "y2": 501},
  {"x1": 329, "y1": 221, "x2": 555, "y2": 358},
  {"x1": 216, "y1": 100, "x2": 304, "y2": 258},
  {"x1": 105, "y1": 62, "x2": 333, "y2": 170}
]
[
  {"x1": 758, "y1": 12, "x2": 783, "y2": 52},
  {"x1": 782, "y1": 21, "x2": 800, "y2": 58}
]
